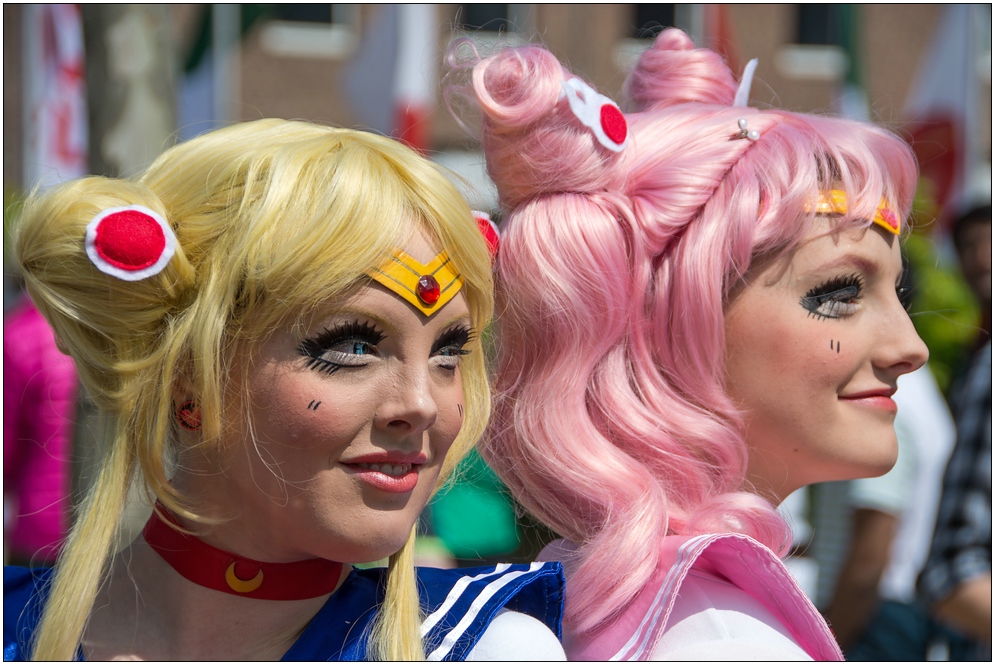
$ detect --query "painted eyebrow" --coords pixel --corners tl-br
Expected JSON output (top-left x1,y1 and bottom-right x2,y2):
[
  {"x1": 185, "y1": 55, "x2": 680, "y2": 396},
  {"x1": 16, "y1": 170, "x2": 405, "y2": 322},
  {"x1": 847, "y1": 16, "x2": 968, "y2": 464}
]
[
  {"x1": 810, "y1": 253, "x2": 880, "y2": 278},
  {"x1": 314, "y1": 308, "x2": 472, "y2": 339},
  {"x1": 311, "y1": 308, "x2": 397, "y2": 337},
  {"x1": 435, "y1": 313, "x2": 474, "y2": 332}
]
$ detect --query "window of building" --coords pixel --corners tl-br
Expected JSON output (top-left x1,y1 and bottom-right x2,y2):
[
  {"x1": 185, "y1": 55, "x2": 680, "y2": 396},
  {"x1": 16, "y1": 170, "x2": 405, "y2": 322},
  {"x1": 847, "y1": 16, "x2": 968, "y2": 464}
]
[
  {"x1": 457, "y1": 4, "x2": 511, "y2": 32},
  {"x1": 452, "y1": 4, "x2": 530, "y2": 49},
  {"x1": 796, "y1": 4, "x2": 842, "y2": 46},
  {"x1": 633, "y1": 4, "x2": 675, "y2": 39},
  {"x1": 615, "y1": 3, "x2": 678, "y2": 73},
  {"x1": 775, "y1": 3, "x2": 848, "y2": 81},
  {"x1": 271, "y1": 4, "x2": 333, "y2": 23},
  {"x1": 259, "y1": 4, "x2": 360, "y2": 59}
]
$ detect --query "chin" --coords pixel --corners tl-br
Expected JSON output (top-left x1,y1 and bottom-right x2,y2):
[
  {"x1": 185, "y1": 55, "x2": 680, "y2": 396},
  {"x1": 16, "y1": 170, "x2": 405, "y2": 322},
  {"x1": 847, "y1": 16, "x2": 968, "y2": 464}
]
[
  {"x1": 331, "y1": 519, "x2": 418, "y2": 565},
  {"x1": 841, "y1": 431, "x2": 899, "y2": 481}
]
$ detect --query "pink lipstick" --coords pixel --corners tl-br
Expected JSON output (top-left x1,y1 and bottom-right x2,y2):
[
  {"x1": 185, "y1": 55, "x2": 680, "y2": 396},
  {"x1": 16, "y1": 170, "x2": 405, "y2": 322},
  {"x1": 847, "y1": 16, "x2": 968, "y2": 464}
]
[
  {"x1": 341, "y1": 452, "x2": 427, "y2": 494},
  {"x1": 838, "y1": 388, "x2": 898, "y2": 413}
]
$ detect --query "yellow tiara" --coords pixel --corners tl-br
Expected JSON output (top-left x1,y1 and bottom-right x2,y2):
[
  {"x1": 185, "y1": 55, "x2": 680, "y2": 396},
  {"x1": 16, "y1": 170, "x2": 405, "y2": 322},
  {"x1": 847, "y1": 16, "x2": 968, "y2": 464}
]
[
  {"x1": 368, "y1": 249, "x2": 464, "y2": 316},
  {"x1": 813, "y1": 189, "x2": 901, "y2": 235}
]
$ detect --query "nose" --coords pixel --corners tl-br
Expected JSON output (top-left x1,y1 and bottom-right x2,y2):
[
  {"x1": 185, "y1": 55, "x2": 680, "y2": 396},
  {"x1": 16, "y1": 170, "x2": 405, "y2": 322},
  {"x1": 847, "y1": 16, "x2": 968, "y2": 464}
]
[
  {"x1": 373, "y1": 365, "x2": 438, "y2": 438},
  {"x1": 875, "y1": 300, "x2": 929, "y2": 378}
]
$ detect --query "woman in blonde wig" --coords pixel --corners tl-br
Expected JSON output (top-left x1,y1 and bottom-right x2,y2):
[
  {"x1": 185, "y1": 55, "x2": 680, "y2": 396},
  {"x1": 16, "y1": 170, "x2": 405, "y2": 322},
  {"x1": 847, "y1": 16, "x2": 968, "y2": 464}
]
[{"x1": 4, "y1": 119, "x2": 564, "y2": 661}]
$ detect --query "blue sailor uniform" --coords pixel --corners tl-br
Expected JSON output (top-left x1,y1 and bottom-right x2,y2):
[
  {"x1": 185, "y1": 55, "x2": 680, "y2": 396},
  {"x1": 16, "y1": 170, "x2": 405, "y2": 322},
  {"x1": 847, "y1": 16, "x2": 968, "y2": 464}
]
[{"x1": 4, "y1": 561, "x2": 563, "y2": 661}]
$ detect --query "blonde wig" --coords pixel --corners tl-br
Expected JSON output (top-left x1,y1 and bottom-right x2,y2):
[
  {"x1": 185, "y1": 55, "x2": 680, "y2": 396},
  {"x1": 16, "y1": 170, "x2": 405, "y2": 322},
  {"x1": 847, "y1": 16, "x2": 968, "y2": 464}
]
[{"x1": 12, "y1": 119, "x2": 494, "y2": 660}]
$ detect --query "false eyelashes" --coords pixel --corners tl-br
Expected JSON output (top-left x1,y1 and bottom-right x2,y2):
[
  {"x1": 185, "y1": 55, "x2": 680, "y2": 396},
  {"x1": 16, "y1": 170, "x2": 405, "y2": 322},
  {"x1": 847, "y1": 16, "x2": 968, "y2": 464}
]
[
  {"x1": 299, "y1": 321, "x2": 386, "y2": 375},
  {"x1": 800, "y1": 274, "x2": 863, "y2": 320},
  {"x1": 431, "y1": 325, "x2": 475, "y2": 371},
  {"x1": 298, "y1": 321, "x2": 475, "y2": 375}
]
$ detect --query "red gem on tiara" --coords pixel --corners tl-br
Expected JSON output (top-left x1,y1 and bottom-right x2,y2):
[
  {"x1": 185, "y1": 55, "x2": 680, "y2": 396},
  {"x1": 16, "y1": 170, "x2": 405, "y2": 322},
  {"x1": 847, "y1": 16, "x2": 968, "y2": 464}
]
[
  {"x1": 94, "y1": 209, "x2": 166, "y2": 270},
  {"x1": 417, "y1": 275, "x2": 441, "y2": 305},
  {"x1": 600, "y1": 105, "x2": 627, "y2": 145}
]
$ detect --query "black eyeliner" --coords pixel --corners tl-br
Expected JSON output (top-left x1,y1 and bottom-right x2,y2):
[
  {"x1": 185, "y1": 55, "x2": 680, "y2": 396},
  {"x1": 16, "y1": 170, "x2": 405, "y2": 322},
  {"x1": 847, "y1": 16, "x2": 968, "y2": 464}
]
[
  {"x1": 298, "y1": 320, "x2": 386, "y2": 374},
  {"x1": 431, "y1": 325, "x2": 475, "y2": 356},
  {"x1": 800, "y1": 274, "x2": 863, "y2": 320}
]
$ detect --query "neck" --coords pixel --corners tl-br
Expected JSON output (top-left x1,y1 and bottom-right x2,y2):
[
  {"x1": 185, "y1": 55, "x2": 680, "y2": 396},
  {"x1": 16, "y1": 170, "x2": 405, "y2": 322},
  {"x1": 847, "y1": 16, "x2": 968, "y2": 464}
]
[
  {"x1": 142, "y1": 507, "x2": 344, "y2": 601},
  {"x1": 84, "y1": 539, "x2": 349, "y2": 661},
  {"x1": 742, "y1": 467, "x2": 792, "y2": 507}
]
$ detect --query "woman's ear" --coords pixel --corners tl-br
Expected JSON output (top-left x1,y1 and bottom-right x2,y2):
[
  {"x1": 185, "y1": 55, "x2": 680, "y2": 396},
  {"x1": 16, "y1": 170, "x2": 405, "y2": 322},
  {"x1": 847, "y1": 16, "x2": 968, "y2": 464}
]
[
  {"x1": 172, "y1": 374, "x2": 202, "y2": 433},
  {"x1": 171, "y1": 374, "x2": 197, "y2": 409}
]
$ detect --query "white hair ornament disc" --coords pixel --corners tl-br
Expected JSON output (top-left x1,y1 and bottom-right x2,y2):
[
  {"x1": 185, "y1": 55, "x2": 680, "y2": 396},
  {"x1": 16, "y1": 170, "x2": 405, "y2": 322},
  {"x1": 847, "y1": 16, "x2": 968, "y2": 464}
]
[
  {"x1": 85, "y1": 205, "x2": 177, "y2": 281},
  {"x1": 561, "y1": 78, "x2": 629, "y2": 153}
]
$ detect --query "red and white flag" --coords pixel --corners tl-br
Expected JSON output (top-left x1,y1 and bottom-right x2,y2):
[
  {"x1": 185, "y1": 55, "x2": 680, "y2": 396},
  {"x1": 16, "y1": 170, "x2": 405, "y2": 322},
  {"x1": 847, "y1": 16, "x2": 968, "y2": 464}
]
[
  {"x1": 903, "y1": 4, "x2": 982, "y2": 227},
  {"x1": 344, "y1": 4, "x2": 437, "y2": 153},
  {"x1": 23, "y1": 4, "x2": 88, "y2": 189},
  {"x1": 703, "y1": 4, "x2": 740, "y2": 76},
  {"x1": 393, "y1": 4, "x2": 437, "y2": 153}
]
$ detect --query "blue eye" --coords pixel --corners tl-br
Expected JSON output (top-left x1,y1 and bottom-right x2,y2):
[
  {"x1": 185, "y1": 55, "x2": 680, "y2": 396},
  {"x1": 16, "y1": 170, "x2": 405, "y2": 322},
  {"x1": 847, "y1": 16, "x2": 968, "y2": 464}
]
[
  {"x1": 432, "y1": 325, "x2": 474, "y2": 369},
  {"x1": 299, "y1": 321, "x2": 385, "y2": 374},
  {"x1": 800, "y1": 274, "x2": 863, "y2": 320},
  {"x1": 346, "y1": 341, "x2": 373, "y2": 355}
]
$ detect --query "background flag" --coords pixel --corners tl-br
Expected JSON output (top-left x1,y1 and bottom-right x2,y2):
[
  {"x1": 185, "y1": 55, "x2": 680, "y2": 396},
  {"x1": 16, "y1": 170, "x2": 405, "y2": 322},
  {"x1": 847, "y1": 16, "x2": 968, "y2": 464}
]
[
  {"x1": 903, "y1": 4, "x2": 982, "y2": 227},
  {"x1": 23, "y1": 4, "x2": 88, "y2": 189}
]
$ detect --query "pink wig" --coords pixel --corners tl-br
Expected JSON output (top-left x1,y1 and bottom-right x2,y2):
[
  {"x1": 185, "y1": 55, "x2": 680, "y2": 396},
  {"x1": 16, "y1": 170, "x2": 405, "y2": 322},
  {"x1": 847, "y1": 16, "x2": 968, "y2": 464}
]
[{"x1": 450, "y1": 29, "x2": 919, "y2": 633}]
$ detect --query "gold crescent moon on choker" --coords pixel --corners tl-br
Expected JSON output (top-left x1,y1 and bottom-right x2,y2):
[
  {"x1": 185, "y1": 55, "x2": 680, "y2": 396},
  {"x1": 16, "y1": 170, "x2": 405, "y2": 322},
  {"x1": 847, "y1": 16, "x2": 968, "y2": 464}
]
[
  {"x1": 143, "y1": 506, "x2": 343, "y2": 600},
  {"x1": 226, "y1": 561, "x2": 264, "y2": 593}
]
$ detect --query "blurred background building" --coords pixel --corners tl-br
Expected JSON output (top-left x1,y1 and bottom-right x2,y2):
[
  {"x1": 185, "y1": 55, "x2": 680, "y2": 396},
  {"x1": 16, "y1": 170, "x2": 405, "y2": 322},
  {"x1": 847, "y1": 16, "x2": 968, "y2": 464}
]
[
  {"x1": 4, "y1": 4, "x2": 991, "y2": 217},
  {"x1": 3, "y1": 5, "x2": 992, "y2": 627}
]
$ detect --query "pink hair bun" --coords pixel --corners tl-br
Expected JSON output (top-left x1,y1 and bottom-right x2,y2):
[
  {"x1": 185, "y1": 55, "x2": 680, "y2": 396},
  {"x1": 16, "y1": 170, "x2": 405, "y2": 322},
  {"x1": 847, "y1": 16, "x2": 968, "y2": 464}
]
[
  {"x1": 470, "y1": 46, "x2": 626, "y2": 210},
  {"x1": 624, "y1": 28, "x2": 738, "y2": 112}
]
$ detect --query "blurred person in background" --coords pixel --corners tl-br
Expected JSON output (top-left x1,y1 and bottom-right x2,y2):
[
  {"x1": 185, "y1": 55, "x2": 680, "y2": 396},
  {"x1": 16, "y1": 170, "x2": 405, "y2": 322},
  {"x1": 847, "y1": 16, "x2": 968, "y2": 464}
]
[
  {"x1": 4, "y1": 288, "x2": 77, "y2": 567},
  {"x1": 918, "y1": 203, "x2": 992, "y2": 658},
  {"x1": 947, "y1": 205, "x2": 991, "y2": 344}
]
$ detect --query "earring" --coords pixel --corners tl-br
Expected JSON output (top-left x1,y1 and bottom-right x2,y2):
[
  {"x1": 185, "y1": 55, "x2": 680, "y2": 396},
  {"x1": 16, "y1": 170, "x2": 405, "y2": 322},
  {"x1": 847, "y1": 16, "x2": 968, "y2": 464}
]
[{"x1": 176, "y1": 400, "x2": 202, "y2": 431}]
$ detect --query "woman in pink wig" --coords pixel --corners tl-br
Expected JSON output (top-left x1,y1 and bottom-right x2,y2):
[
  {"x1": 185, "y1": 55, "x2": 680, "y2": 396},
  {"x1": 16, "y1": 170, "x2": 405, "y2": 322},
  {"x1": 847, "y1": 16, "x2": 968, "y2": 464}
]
[{"x1": 452, "y1": 29, "x2": 928, "y2": 659}]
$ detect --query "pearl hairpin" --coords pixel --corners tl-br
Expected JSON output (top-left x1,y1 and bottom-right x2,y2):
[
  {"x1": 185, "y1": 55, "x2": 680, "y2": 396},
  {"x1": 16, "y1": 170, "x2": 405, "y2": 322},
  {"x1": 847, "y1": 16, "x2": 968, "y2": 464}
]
[{"x1": 737, "y1": 118, "x2": 760, "y2": 142}]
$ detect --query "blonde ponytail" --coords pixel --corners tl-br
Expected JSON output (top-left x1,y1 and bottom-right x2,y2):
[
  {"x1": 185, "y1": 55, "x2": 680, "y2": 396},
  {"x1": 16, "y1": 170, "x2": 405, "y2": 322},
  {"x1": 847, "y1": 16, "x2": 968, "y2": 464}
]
[
  {"x1": 31, "y1": 428, "x2": 134, "y2": 660},
  {"x1": 368, "y1": 527, "x2": 425, "y2": 660}
]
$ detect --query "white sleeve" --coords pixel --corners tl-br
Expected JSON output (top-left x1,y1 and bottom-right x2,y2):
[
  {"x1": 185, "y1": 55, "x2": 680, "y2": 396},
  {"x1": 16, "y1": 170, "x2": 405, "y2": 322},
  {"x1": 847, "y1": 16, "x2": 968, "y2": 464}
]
[
  {"x1": 651, "y1": 571, "x2": 813, "y2": 661},
  {"x1": 656, "y1": 637, "x2": 814, "y2": 661},
  {"x1": 465, "y1": 608, "x2": 566, "y2": 661}
]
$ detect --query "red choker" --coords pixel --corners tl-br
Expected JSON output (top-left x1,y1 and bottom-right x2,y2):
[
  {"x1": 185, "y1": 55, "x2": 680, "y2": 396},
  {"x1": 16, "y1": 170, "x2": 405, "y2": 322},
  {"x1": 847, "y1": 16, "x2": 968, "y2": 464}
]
[{"x1": 142, "y1": 506, "x2": 344, "y2": 601}]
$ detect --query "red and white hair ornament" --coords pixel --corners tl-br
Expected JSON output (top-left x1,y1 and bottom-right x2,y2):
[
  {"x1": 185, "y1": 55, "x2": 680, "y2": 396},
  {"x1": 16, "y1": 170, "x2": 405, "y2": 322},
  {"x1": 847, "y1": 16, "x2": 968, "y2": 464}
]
[
  {"x1": 472, "y1": 210, "x2": 500, "y2": 259},
  {"x1": 561, "y1": 77, "x2": 628, "y2": 153},
  {"x1": 85, "y1": 205, "x2": 178, "y2": 281}
]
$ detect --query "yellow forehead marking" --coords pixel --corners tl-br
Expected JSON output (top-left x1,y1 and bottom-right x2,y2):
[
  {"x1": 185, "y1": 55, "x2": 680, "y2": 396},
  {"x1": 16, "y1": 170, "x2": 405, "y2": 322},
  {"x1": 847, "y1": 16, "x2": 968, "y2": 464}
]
[
  {"x1": 368, "y1": 249, "x2": 464, "y2": 316},
  {"x1": 813, "y1": 189, "x2": 901, "y2": 236}
]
